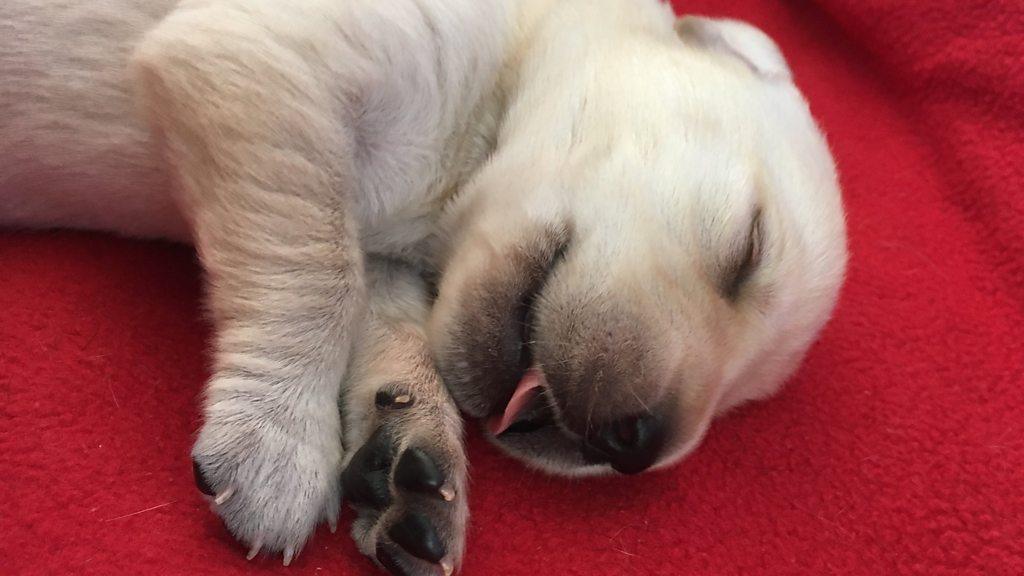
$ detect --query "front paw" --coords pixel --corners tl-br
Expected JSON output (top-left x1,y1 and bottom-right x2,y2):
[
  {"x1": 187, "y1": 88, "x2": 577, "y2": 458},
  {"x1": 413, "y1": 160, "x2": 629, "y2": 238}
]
[
  {"x1": 191, "y1": 400, "x2": 342, "y2": 564},
  {"x1": 343, "y1": 388, "x2": 468, "y2": 576}
]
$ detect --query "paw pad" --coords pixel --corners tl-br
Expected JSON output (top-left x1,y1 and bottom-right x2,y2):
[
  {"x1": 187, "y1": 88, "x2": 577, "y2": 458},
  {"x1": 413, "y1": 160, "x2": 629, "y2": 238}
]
[
  {"x1": 192, "y1": 458, "x2": 216, "y2": 496},
  {"x1": 342, "y1": 428, "x2": 394, "y2": 509},
  {"x1": 375, "y1": 389, "x2": 415, "y2": 409},
  {"x1": 387, "y1": 511, "x2": 446, "y2": 563},
  {"x1": 394, "y1": 448, "x2": 448, "y2": 499},
  {"x1": 342, "y1": 423, "x2": 463, "y2": 575}
]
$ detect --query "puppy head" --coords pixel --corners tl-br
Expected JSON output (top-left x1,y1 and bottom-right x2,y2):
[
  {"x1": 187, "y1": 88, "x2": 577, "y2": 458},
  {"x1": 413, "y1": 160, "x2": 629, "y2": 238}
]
[{"x1": 430, "y1": 16, "x2": 847, "y2": 476}]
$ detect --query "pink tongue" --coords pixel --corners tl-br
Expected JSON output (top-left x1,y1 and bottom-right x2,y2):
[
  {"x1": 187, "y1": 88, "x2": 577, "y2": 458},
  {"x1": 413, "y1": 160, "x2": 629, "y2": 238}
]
[{"x1": 487, "y1": 369, "x2": 544, "y2": 436}]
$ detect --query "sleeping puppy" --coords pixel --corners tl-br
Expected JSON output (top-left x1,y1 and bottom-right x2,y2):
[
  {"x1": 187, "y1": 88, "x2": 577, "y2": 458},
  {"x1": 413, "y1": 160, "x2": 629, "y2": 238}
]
[{"x1": 0, "y1": 0, "x2": 847, "y2": 574}]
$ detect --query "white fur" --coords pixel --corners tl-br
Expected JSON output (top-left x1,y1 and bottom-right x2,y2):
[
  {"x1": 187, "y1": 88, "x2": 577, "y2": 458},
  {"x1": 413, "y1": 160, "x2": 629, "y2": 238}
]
[
  {"x1": 0, "y1": 0, "x2": 187, "y2": 238},
  {"x1": 0, "y1": 0, "x2": 846, "y2": 570}
]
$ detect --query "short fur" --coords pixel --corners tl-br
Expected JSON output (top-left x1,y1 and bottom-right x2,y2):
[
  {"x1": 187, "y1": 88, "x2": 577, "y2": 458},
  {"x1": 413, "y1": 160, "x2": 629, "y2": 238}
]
[{"x1": 0, "y1": 1, "x2": 846, "y2": 573}]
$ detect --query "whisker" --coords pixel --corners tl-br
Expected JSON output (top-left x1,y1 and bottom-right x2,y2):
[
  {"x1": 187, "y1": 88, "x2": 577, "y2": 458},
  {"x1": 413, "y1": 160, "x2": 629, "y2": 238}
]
[{"x1": 627, "y1": 383, "x2": 653, "y2": 416}]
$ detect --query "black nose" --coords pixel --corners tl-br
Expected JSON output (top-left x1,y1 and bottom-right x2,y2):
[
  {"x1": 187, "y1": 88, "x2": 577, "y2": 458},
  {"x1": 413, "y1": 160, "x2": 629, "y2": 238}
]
[{"x1": 581, "y1": 414, "x2": 667, "y2": 475}]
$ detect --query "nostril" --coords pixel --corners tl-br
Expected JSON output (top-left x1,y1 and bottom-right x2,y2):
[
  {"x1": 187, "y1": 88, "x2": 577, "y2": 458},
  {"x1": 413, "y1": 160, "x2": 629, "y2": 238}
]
[{"x1": 582, "y1": 414, "x2": 666, "y2": 475}]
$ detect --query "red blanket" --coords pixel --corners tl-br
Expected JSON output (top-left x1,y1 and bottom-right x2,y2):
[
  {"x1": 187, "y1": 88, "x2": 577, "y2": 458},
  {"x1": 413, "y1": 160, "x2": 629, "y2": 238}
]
[{"x1": 3, "y1": 1, "x2": 1022, "y2": 574}]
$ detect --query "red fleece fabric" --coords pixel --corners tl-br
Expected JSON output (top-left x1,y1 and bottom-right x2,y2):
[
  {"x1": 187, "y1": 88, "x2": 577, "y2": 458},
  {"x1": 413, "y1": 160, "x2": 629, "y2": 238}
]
[{"x1": 2, "y1": 1, "x2": 1022, "y2": 574}]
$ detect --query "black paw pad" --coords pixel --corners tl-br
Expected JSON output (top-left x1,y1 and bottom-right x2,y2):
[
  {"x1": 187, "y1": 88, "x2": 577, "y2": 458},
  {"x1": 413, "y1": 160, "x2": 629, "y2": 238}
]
[
  {"x1": 192, "y1": 458, "x2": 215, "y2": 496},
  {"x1": 376, "y1": 543, "x2": 415, "y2": 576},
  {"x1": 387, "y1": 511, "x2": 447, "y2": 564},
  {"x1": 342, "y1": 428, "x2": 394, "y2": 508},
  {"x1": 394, "y1": 448, "x2": 445, "y2": 498}
]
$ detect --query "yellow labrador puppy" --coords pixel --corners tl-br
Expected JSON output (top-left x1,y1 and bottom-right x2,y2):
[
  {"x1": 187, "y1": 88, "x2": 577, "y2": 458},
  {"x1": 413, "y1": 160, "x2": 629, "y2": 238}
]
[{"x1": 0, "y1": 0, "x2": 846, "y2": 574}]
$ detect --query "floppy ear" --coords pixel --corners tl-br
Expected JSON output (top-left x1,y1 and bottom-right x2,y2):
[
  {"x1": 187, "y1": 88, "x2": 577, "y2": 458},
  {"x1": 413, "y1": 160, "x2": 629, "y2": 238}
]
[{"x1": 675, "y1": 16, "x2": 791, "y2": 81}]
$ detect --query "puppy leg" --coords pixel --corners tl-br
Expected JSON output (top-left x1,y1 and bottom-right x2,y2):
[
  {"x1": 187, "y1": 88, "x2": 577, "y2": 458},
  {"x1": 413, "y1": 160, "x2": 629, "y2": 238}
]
[
  {"x1": 131, "y1": 10, "x2": 365, "y2": 560},
  {"x1": 341, "y1": 259, "x2": 467, "y2": 576}
]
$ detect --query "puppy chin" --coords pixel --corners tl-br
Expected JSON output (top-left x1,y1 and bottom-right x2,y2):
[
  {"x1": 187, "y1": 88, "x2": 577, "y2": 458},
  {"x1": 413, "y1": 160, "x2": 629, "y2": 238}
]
[
  {"x1": 486, "y1": 420, "x2": 708, "y2": 478},
  {"x1": 488, "y1": 428, "x2": 610, "y2": 478}
]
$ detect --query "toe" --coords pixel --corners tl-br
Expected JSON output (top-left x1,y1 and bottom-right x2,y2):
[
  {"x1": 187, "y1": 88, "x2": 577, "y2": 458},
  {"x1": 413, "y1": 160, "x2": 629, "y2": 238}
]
[
  {"x1": 376, "y1": 543, "x2": 415, "y2": 576},
  {"x1": 342, "y1": 428, "x2": 395, "y2": 508},
  {"x1": 394, "y1": 448, "x2": 445, "y2": 498},
  {"x1": 387, "y1": 511, "x2": 446, "y2": 564}
]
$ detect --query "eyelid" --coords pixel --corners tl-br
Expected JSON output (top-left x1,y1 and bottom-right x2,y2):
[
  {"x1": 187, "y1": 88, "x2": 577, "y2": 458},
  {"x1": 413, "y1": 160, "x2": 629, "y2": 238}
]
[
  {"x1": 749, "y1": 209, "x2": 764, "y2": 268},
  {"x1": 723, "y1": 208, "x2": 763, "y2": 301}
]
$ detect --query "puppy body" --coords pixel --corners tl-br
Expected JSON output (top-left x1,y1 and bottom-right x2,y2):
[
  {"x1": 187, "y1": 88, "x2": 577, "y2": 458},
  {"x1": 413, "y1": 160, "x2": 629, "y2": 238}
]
[
  {"x1": 0, "y1": 0, "x2": 186, "y2": 238},
  {"x1": 3, "y1": 0, "x2": 510, "y2": 567},
  {"x1": 0, "y1": 1, "x2": 846, "y2": 573}
]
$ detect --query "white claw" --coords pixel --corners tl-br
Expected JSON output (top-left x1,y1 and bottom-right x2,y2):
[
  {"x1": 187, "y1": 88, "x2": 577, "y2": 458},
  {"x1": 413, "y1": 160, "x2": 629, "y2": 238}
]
[
  {"x1": 283, "y1": 546, "x2": 295, "y2": 567},
  {"x1": 214, "y1": 486, "x2": 235, "y2": 505},
  {"x1": 441, "y1": 559, "x2": 454, "y2": 576},
  {"x1": 246, "y1": 540, "x2": 262, "y2": 561},
  {"x1": 326, "y1": 505, "x2": 339, "y2": 534},
  {"x1": 394, "y1": 394, "x2": 412, "y2": 405},
  {"x1": 440, "y1": 486, "x2": 455, "y2": 502}
]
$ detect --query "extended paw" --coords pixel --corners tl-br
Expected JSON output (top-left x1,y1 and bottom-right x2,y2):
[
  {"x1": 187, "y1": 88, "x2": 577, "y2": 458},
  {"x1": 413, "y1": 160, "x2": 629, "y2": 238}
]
[
  {"x1": 191, "y1": 402, "x2": 343, "y2": 564},
  {"x1": 343, "y1": 388, "x2": 467, "y2": 576}
]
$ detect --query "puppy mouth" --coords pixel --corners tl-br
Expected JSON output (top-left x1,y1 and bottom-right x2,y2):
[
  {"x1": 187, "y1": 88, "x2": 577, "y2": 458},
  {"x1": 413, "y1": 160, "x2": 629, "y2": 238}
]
[
  {"x1": 483, "y1": 365, "x2": 606, "y2": 475},
  {"x1": 486, "y1": 368, "x2": 552, "y2": 436},
  {"x1": 484, "y1": 239, "x2": 569, "y2": 436}
]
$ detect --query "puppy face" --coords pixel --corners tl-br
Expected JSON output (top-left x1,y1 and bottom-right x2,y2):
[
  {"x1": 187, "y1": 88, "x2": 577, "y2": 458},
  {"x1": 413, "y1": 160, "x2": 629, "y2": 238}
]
[{"x1": 430, "y1": 17, "x2": 847, "y2": 476}]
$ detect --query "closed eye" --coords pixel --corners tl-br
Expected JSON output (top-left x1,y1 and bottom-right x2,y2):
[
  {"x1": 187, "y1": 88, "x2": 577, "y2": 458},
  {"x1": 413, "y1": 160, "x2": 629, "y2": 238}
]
[{"x1": 723, "y1": 209, "x2": 763, "y2": 301}]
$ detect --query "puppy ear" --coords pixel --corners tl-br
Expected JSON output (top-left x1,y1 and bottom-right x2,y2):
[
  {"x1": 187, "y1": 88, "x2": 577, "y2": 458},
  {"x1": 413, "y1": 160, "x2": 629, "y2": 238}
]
[{"x1": 675, "y1": 16, "x2": 791, "y2": 81}]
